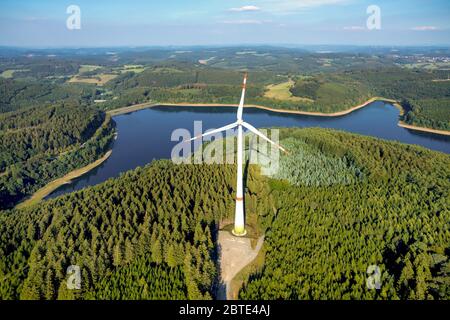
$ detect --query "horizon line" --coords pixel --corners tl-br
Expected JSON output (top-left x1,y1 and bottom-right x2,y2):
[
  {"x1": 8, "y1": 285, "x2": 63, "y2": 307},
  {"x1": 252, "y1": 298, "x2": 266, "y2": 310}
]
[{"x1": 1, "y1": 43, "x2": 450, "y2": 50}]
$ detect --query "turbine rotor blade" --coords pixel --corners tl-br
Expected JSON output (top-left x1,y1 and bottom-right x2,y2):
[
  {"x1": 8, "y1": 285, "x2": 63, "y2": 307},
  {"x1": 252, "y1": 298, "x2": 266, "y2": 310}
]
[
  {"x1": 241, "y1": 122, "x2": 288, "y2": 154},
  {"x1": 186, "y1": 122, "x2": 238, "y2": 142}
]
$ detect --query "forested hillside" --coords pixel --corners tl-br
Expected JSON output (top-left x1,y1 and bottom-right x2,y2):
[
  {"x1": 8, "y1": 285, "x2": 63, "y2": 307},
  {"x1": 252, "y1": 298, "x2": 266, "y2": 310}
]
[
  {"x1": 1, "y1": 49, "x2": 448, "y2": 131},
  {"x1": 289, "y1": 69, "x2": 449, "y2": 130},
  {"x1": 1, "y1": 128, "x2": 448, "y2": 300},
  {"x1": 344, "y1": 68, "x2": 450, "y2": 131},
  {"x1": 98, "y1": 63, "x2": 449, "y2": 131},
  {"x1": 0, "y1": 104, "x2": 114, "y2": 209},
  {"x1": 0, "y1": 161, "x2": 270, "y2": 300},
  {"x1": 0, "y1": 78, "x2": 96, "y2": 113},
  {"x1": 99, "y1": 64, "x2": 370, "y2": 113},
  {"x1": 97, "y1": 65, "x2": 279, "y2": 110},
  {"x1": 289, "y1": 74, "x2": 372, "y2": 113},
  {"x1": 240, "y1": 128, "x2": 450, "y2": 299}
]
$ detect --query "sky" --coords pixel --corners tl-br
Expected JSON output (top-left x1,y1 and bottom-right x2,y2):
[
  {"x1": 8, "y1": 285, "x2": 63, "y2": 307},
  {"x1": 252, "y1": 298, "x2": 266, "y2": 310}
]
[{"x1": 0, "y1": 0, "x2": 449, "y2": 47}]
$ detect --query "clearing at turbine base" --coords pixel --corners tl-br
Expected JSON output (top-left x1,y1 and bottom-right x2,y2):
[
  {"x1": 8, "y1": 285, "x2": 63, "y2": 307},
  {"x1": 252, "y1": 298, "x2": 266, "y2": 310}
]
[{"x1": 189, "y1": 73, "x2": 287, "y2": 236}]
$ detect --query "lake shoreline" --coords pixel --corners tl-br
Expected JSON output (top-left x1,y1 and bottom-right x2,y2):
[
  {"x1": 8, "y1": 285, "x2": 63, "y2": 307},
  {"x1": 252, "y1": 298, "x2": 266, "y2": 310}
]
[
  {"x1": 106, "y1": 98, "x2": 449, "y2": 136},
  {"x1": 16, "y1": 150, "x2": 113, "y2": 209},
  {"x1": 107, "y1": 97, "x2": 394, "y2": 117},
  {"x1": 398, "y1": 121, "x2": 450, "y2": 136},
  {"x1": 39, "y1": 101, "x2": 449, "y2": 201}
]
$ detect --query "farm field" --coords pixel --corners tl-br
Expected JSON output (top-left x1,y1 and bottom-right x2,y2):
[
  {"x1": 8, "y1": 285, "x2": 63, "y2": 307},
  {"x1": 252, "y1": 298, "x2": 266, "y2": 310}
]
[{"x1": 264, "y1": 80, "x2": 314, "y2": 103}]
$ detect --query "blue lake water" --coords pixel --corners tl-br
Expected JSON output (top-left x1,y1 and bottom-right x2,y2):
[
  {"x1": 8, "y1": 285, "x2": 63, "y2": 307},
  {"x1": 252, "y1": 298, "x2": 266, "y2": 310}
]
[{"x1": 48, "y1": 101, "x2": 450, "y2": 198}]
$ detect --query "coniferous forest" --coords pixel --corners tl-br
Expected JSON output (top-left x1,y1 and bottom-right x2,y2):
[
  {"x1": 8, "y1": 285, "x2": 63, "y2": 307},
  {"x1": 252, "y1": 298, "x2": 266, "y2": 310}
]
[
  {"x1": 0, "y1": 45, "x2": 449, "y2": 302},
  {"x1": 1, "y1": 0, "x2": 450, "y2": 308},
  {"x1": 0, "y1": 160, "x2": 270, "y2": 300},
  {"x1": 0, "y1": 104, "x2": 115, "y2": 210},
  {"x1": 0, "y1": 128, "x2": 448, "y2": 300},
  {"x1": 240, "y1": 128, "x2": 450, "y2": 300}
]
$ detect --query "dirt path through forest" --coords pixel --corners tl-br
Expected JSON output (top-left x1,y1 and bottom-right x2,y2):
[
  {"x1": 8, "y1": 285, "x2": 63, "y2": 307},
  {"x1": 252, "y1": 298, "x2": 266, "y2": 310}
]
[{"x1": 217, "y1": 231, "x2": 264, "y2": 300}]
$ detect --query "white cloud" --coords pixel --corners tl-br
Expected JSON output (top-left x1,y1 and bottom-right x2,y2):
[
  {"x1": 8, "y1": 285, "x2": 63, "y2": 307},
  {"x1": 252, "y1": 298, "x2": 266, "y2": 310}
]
[
  {"x1": 229, "y1": 5, "x2": 261, "y2": 12},
  {"x1": 411, "y1": 26, "x2": 438, "y2": 31},
  {"x1": 226, "y1": 1, "x2": 350, "y2": 15},
  {"x1": 261, "y1": 0, "x2": 350, "y2": 13}
]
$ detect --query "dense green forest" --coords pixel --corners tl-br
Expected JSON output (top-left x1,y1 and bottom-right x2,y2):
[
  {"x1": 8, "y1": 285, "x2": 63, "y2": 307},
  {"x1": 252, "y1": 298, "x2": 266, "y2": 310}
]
[
  {"x1": 401, "y1": 98, "x2": 450, "y2": 131},
  {"x1": 0, "y1": 161, "x2": 270, "y2": 300},
  {"x1": 0, "y1": 128, "x2": 448, "y2": 300},
  {"x1": 289, "y1": 73, "x2": 372, "y2": 112},
  {"x1": 0, "y1": 47, "x2": 449, "y2": 300},
  {"x1": 99, "y1": 65, "x2": 449, "y2": 130},
  {"x1": 343, "y1": 68, "x2": 450, "y2": 130},
  {"x1": 0, "y1": 78, "x2": 97, "y2": 113},
  {"x1": 0, "y1": 104, "x2": 114, "y2": 209},
  {"x1": 240, "y1": 128, "x2": 450, "y2": 299},
  {"x1": 1, "y1": 48, "x2": 448, "y2": 131},
  {"x1": 269, "y1": 137, "x2": 363, "y2": 187},
  {"x1": 288, "y1": 69, "x2": 450, "y2": 129}
]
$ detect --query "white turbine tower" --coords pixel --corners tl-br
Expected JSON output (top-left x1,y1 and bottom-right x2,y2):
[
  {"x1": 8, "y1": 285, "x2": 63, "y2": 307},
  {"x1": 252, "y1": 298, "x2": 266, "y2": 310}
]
[{"x1": 189, "y1": 73, "x2": 287, "y2": 236}]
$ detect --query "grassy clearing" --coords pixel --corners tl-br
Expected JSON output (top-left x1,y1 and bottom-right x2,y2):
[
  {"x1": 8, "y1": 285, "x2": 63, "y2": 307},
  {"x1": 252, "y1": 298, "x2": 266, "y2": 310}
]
[
  {"x1": 16, "y1": 150, "x2": 112, "y2": 209},
  {"x1": 264, "y1": 80, "x2": 314, "y2": 102},
  {"x1": 68, "y1": 73, "x2": 117, "y2": 86},
  {"x1": 0, "y1": 69, "x2": 29, "y2": 78},
  {"x1": 404, "y1": 62, "x2": 450, "y2": 70},
  {"x1": 67, "y1": 65, "x2": 117, "y2": 85},
  {"x1": 78, "y1": 65, "x2": 102, "y2": 73},
  {"x1": 119, "y1": 65, "x2": 146, "y2": 73},
  {"x1": 0, "y1": 70, "x2": 15, "y2": 78}
]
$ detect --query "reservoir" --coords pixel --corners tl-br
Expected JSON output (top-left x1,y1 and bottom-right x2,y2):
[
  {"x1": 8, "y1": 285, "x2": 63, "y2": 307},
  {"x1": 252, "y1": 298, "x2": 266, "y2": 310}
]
[{"x1": 48, "y1": 101, "x2": 450, "y2": 198}]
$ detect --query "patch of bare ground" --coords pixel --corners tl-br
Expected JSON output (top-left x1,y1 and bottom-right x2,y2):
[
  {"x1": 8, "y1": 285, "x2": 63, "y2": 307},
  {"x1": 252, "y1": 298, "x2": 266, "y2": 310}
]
[{"x1": 216, "y1": 227, "x2": 264, "y2": 300}]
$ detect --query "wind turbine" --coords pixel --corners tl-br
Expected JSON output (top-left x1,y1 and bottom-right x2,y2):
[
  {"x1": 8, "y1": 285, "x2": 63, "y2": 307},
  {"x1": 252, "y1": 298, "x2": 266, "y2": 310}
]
[{"x1": 188, "y1": 73, "x2": 287, "y2": 236}]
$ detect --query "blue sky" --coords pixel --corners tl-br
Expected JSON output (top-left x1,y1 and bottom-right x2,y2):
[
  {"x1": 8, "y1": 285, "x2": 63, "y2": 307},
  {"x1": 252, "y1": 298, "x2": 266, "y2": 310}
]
[{"x1": 1, "y1": 0, "x2": 449, "y2": 47}]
